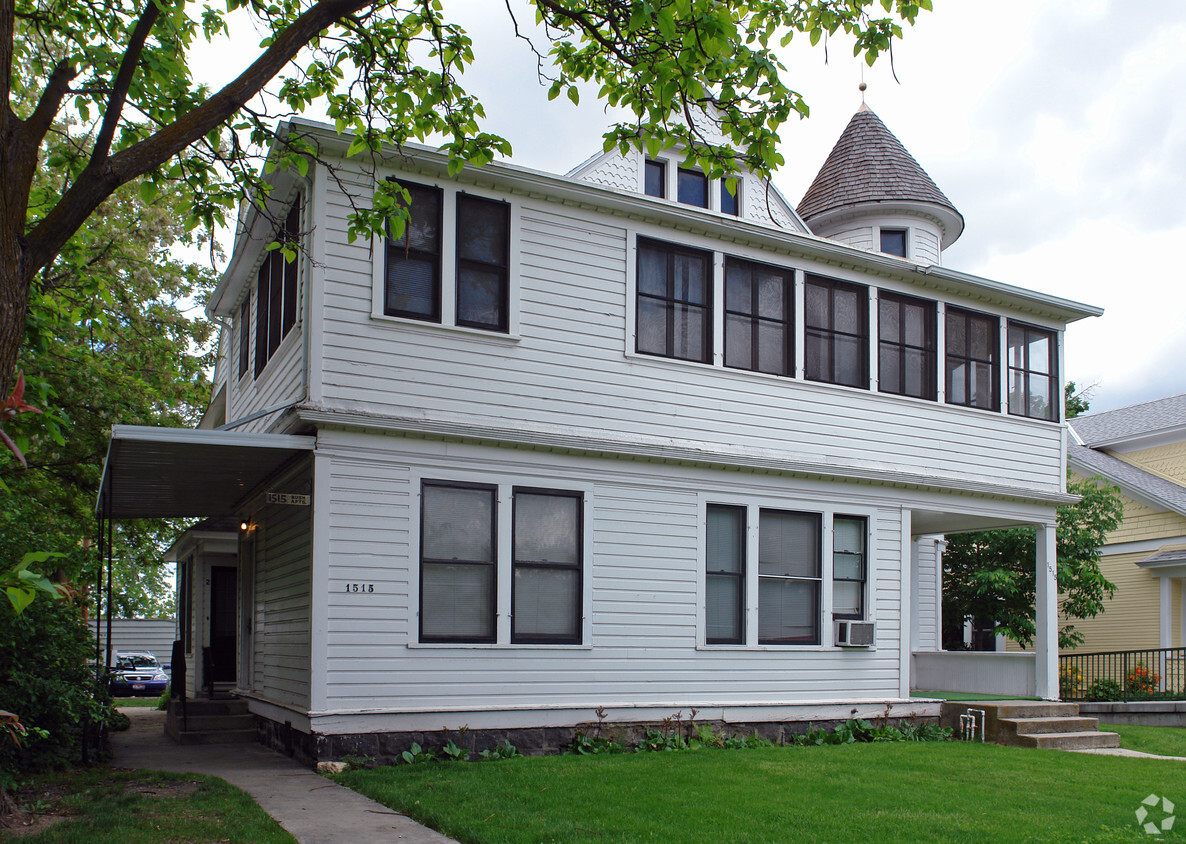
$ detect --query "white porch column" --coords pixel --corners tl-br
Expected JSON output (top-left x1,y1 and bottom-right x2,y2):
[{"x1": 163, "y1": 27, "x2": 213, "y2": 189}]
[
  {"x1": 1035, "y1": 522, "x2": 1058, "y2": 700},
  {"x1": 1160, "y1": 576, "x2": 1173, "y2": 649}
]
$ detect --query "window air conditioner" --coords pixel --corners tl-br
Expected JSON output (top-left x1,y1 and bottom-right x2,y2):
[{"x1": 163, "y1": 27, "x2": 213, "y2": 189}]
[{"x1": 834, "y1": 620, "x2": 876, "y2": 648}]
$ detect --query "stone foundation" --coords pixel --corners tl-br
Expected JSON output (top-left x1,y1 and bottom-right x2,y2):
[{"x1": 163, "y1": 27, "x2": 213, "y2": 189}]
[{"x1": 258, "y1": 713, "x2": 940, "y2": 767}]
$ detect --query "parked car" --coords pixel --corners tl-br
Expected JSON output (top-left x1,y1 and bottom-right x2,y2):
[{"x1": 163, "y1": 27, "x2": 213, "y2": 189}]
[{"x1": 109, "y1": 651, "x2": 169, "y2": 697}]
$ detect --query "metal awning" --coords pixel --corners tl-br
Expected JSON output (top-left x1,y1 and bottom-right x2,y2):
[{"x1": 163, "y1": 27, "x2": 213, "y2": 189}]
[{"x1": 97, "y1": 425, "x2": 315, "y2": 519}]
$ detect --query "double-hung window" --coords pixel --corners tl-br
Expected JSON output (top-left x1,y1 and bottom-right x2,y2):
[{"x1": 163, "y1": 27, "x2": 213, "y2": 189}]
[
  {"x1": 420, "y1": 481, "x2": 497, "y2": 643},
  {"x1": 636, "y1": 238, "x2": 712, "y2": 363},
  {"x1": 254, "y1": 200, "x2": 301, "y2": 376},
  {"x1": 512, "y1": 489, "x2": 582, "y2": 644},
  {"x1": 237, "y1": 297, "x2": 250, "y2": 380},
  {"x1": 1007, "y1": 322, "x2": 1058, "y2": 421},
  {"x1": 705, "y1": 504, "x2": 745, "y2": 644},
  {"x1": 456, "y1": 194, "x2": 510, "y2": 332},
  {"x1": 758, "y1": 509, "x2": 821, "y2": 645},
  {"x1": 804, "y1": 275, "x2": 869, "y2": 388},
  {"x1": 832, "y1": 517, "x2": 867, "y2": 620},
  {"x1": 384, "y1": 180, "x2": 443, "y2": 322},
  {"x1": 878, "y1": 292, "x2": 937, "y2": 400},
  {"x1": 724, "y1": 257, "x2": 793, "y2": 376},
  {"x1": 945, "y1": 307, "x2": 999, "y2": 411}
]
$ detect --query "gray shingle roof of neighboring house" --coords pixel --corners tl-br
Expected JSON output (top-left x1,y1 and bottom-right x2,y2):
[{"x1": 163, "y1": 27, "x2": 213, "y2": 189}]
[
  {"x1": 1068, "y1": 393, "x2": 1186, "y2": 446},
  {"x1": 1140, "y1": 548, "x2": 1186, "y2": 565},
  {"x1": 1069, "y1": 442, "x2": 1186, "y2": 518},
  {"x1": 796, "y1": 105, "x2": 962, "y2": 223}
]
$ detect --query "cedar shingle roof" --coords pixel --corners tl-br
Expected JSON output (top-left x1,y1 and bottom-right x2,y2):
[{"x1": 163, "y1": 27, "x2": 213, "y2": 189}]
[
  {"x1": 797, "y1": 106, "x2": 961, "y2": 225},
  {"x1": 1068, "y1": 394, "x2": 1186, "y2": 446}
]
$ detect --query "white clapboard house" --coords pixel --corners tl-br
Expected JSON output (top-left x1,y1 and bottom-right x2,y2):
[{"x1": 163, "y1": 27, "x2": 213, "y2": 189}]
[{"x1": 98, "y1": 104, "x2": 1100, "y2": 762}]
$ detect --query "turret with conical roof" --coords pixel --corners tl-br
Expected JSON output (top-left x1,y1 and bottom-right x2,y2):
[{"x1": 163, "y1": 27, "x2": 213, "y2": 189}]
[{"x1": 797, "y1": 103, "x2": 963, "y2": 265}]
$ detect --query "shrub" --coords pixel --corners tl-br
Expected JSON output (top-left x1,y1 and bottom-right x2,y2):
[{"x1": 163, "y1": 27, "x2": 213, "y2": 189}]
[
  {"x1": 478, "y1": 740, "x2": 521, "y2": 760},
  {"x1": 1086, "y1": 679, "x2": 1123, "y2": 701},
  {"x1": 1125, "y1": 664, "x2": 1161, "y2": 695},
  {"x1": 1059, "y1": 664, "x2": 1083, "y2": 698},
  {"x1": 570, "y1": 731, "x2": 626, "y2": 755}
]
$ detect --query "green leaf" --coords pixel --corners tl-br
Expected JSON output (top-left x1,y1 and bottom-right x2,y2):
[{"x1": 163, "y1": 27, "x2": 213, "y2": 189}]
[{"x1": 139, "y1": 180, "x2": 159, "y2": 204}]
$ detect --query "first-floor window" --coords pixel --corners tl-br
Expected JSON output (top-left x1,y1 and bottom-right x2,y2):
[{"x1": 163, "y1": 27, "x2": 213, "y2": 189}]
[
  {"x1": 1007, "y1": 322, "x2": 1058, "y2": 421},
  {"x1": 832, "y1": 516, "x2": 866, "y2": 619},
  {"x1": 758, "y1": 509, "x2": 821, "y2": 645},
  {"x1": 420, "y1": 481, "x2": 497, "y2": 643},
  {"x1": 705, "y1": 504, "x2": 746, "y2": 644},
  {"x1": 512, "y1": 489, "x2": 582, "y2": 644}
]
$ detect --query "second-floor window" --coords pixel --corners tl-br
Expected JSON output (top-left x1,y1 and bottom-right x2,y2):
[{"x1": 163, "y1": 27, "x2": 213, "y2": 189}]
[
  {"x1": 384, "y1": 181, "x2": 443, "y2": 322},
  {"x1": 720, "y1": 178, "x2": 740, "y2": 216},
  {"x1": 644, "y1": 159, "x2": 666, "y2": 198},
  {"x1": 456, "y1": 194, "x2": 511, "y2": 332},
  {"x1": 878, "y1": 292, "x2": 936, "y2": 400},
  {"x1": 880, "y1": 228, "x2": 907, "y2": 257},
  {"x1": 1008, "y1": 322, "x2": 1058, "y2": 421},
  {"x1": 254, "y1": 200, "x2": 301, "y2": 377},
  {"x1": 724, "y1": 257, "x2": 793, "y2": 376},
  {"x1": 805, "y1": 275, "x2": 869, "y2": 389},
  {"x1": 237, "y1": 297, "x2": 250, "y2": 380},
  {"x1": 636, "y1": 238, "x2": 712, "y2": 364},
  {"x1": 946, "y1": 306, "x2": 999, "y2": 411},
  {"x1": 677, "y1": 167, "x2": 708, "y2": 208}
]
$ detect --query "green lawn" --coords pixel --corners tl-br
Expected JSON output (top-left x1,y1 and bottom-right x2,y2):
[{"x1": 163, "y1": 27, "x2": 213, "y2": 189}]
[
  {"x1": 9, "y1": 768, "x2": 294, "y2": 843},
  {"x1": 337, "y1": 742, "x2": 1185, "y2": 843},
  {"x1": 113, "y1": 698, "x2": 159, "y2": 708},
  {"x1": 1104, "y1": 723, "x2": 1186, "y2": 757}
]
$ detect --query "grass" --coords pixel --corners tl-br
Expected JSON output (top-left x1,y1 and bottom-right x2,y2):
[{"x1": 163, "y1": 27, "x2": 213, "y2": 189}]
[
  {"x1": 337, "y1": 742, "x2": 1186, "y2": 843},
  {"x1": 113, "y1": 698, "x2": 159, "y2": 708},
  {"x1": 1103, "y1": 723, "x2": 1186, "y2": 757},
  {"x1": 6, "y1": 767, "x2": 295, "y2": 843}
]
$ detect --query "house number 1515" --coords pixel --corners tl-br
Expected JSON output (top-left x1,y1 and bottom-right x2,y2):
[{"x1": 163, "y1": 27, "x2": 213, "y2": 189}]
[{"x1": 344, "y1": 583, "x2": 375, "y2": 593}]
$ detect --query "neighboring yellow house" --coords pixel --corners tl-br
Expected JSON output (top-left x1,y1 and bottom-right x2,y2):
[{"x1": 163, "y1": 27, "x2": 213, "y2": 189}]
[{"x1": 1064, "y1": 394, "x2": 1186, "y2": 654}]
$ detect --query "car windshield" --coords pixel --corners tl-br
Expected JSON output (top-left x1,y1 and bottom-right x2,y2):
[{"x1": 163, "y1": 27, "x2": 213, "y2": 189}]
[{"x1": 117, "y1": 655, "x2": 159, "y2": 670}]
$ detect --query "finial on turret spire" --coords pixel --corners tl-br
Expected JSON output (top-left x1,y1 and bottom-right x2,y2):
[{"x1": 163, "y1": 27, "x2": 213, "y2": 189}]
[{"x1": 858, "y1": 81, "x2": 870, "y2": 111}]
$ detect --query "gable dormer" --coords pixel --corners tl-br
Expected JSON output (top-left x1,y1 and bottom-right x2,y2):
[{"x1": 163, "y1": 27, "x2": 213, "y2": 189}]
[
  {"x1": 797, "y1": 103, "x2": 963, "y2": 266},
  {"x1": 568, "y1": 126, "x2": 809, "y2": 234}
]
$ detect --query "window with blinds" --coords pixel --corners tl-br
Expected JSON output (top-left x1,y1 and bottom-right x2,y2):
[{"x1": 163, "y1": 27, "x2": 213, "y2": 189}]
[
  {"x1": 757, "y1": 509, "x2": 821, "y2": 645},
  {"x1": 512, "y1": 489, "x2": 582, "y2": 644},
  {"x1": 705, "y1": 504, "x2": 745, "y2": 644},
  {"x1": 419, "y1": 481, "x2": 497, "y2": 643}
]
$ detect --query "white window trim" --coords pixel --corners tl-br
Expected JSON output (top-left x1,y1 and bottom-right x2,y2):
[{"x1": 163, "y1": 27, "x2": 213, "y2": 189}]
[
  {"x1": 370, "y1": 172, "x2": 521, "y2": 339},
  {"x1": 408, "y1": 469, "x2": 593, "y2": 649},
  {"x1": 639, "y1": 152, "x2": 742, "y2": 217},
  {"x1": 695, "y1": 492, "x2": 877, "y2": 651}
]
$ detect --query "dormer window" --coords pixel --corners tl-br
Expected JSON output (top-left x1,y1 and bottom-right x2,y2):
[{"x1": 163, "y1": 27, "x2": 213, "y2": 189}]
[
  {"x1": 677, "y1": 167, "x2": 708, "y2": 208},
  {"x1": 644, "y1": 160, "x2": 666, "y2": 198},
  {"x1": 880, "y1": 228, "x2": 907, "y2": 258},
  {"x1": 721, "y1": 179, "x2": 740, "y2": 216}
]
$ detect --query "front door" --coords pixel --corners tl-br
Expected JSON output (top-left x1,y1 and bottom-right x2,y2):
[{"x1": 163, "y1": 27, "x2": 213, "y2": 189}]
[{"x1": 208, "y1": 566, "x2": 237, "y2": 683}]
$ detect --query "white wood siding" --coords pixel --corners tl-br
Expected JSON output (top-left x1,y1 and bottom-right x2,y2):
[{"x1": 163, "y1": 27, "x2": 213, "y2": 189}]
[
  {"x1": 912, "y1": 537, "x2": 941, "y2": 651},
  {"x1": 315, "y1": 165, "x2": 1064, "y2": 495},
  {"x1": 227, "y1": 294, "x2": 305, "y2": 433},
  {"x1": 915, "y1": 229, "x2": 941, "y2": 266},
  {"x1": 826, "y1": 224, "x2": 875, "y2": 250},
  {"x1": 249, "y1": 461, "x2": 314, "y2": 710},
  {"x1": 313, "y1": 433, "x2": 942, "y2": 715}
]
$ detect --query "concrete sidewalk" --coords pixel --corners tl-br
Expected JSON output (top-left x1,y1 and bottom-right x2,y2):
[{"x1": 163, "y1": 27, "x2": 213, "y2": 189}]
[{"x1": 111, "y1": 707, "x2": 458, "y2": 844}]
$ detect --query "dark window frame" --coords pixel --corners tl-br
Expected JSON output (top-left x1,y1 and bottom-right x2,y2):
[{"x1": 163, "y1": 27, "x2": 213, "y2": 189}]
[
  {"x1": 706, "y1": 503, "x2": 746, "y2": 645},
  {"x1": 635, "y1": 237, "x2": 713, "y2": 364},
  {"x1": 804, "y1": 275, "x2": 869, "y2": 389},
  {"x1": 254, "y1": 199, "x2": 301, "y2": 377},
  {"x1": 831, "y1": 515, "x2": 867, "y2": 621},
  {"x1": 237, "y1": 296, "x2": 250, "y2": 380},
  {"x1": 1007, "y1": 321, "x2": 1060, "y2": 422},
  {"x1": 945, "y1": 306, "x2": 1000, "y2": 411},
  {"x1": 723, "y1": 256, "x2": 794, "y2": 377},
  {"x1": 384, "y1": 178, "x2": 443, "y2": 324},
  {"x1": 455, "y1": 192, "x2": 511, "y2": 333},
  {"x1": 878, "y1": 291, "x2": 937, "y2": 400},
  {"x1": 880, "y1": 228, "x2": 908, "y2": 257},
  {"x1": 677, "y1": 167, "x2": 708, "y2": 208},
  {"x1": 511, "y1": 487, "x2": 583, "y2": 645},
  {"x1": 419, "y1": 480, "x2": 498, "y2": 644},
  {"x1": 644, "y1": 159, "x2": 666, "y2": 198},
  {"x1": 757, "y1": 508, "x2": 822, "y2": 646},
  {"x1": 720, "y1": 178, "x2": 740, "y2": 216}
]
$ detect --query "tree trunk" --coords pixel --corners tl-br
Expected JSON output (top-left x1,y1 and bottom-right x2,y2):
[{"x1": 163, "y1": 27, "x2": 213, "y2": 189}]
[{"x1": 0, "y1": 226, "x2": 29, "y2": 400}]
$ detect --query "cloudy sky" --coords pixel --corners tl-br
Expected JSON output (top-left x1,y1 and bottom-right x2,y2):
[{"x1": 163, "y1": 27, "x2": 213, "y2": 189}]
[{"x1": 200, "y1": 0, "x2": 1185, "y2": 413}]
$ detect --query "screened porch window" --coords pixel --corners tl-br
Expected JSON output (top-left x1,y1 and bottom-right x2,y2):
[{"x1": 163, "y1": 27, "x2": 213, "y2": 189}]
[
  {"x1": 636, "y1": 238, "x2": 712, "y2": 363},
  {"x1": 706, "y1": 504, "x2": 745, "y2": 644},
  {"x1": 1008, "y1": 322, "x2": 1058, "y2": 421},
  {"x1": 804, "y1": 275, "x2": 868, "y2": 389},
  {"x1": 878, "y1": 292, "x2": 937, "y2": 400},
  {"x1": 758, "y1": 509, "x2": 821, "y2": 645},
  {"x1": 946, "y1": 307, "x2": 999, "y2": 411},
  {"x1": 724, "y1": 257, "x2": 793, "y2": 376},
  {"x1": 420, "y1": 482, "x2": 497, "y2": 643},
  {"x1": 512, "y1": 489, "x2": 582, "y2": 644}
]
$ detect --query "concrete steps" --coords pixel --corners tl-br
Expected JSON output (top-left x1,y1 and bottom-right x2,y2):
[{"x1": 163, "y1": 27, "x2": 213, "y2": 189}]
[
  {"x1": 939, "y1": 700, "x2": 1120, "y2": 750},
  {"x1": 164, "y1": 697, "x2": 256, "y2": 746}
]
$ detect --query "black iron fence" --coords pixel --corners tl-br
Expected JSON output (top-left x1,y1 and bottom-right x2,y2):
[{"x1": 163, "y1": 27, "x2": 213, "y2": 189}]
[{"x1": 1059, "y1": 647, "x2": 1186, "y2": 701}]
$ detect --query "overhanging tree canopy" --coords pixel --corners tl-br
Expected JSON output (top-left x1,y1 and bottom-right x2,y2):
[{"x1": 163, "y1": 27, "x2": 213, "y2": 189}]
[{"x1": 1, "y1": 0, "x2": 932, "y2": 399}]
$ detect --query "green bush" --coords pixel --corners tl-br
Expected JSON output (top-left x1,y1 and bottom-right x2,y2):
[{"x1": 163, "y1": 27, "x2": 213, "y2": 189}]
[
  {"x1": 0, "y1": 597, "x2": 111, "y2": 788},
  {"x1": 1087, "y1": 679, "x2": 1123, "y2": 701}
]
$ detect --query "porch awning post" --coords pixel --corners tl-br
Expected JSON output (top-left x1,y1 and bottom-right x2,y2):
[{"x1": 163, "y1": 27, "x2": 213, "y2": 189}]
[{"x1": 1035, "y1": 522, "x2": 1058, "y2": 700}]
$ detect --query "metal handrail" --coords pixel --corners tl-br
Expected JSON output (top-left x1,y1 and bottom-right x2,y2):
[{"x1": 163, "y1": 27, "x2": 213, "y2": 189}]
[{"x1": 1059, "y1": 647, "x2": 1186, "y2": 701}]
